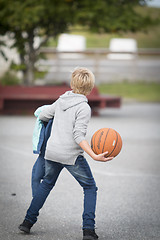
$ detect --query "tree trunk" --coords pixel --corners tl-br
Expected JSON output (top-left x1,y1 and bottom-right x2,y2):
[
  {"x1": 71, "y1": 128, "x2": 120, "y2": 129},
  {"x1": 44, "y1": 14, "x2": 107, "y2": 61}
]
[
  {"x1": 22, "y1": 30, "x2": 36, "y2": 85},
  {"x1": 23, "y1": 63, "x2": 34, "y2": 85},
  {"x1": 19, "y1": 30, "x2": 50, "y2": 85}
]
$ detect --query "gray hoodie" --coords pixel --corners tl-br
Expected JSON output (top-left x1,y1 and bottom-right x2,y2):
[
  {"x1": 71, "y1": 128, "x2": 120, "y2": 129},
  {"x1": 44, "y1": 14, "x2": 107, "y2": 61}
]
[{"x1": 39, "y1": 91, "x2": 91, "y2": 165}]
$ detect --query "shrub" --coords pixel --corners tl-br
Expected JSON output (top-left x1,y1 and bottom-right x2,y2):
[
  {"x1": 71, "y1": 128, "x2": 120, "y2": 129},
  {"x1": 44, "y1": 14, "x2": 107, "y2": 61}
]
[{"x1": 0, "y1": 71, "x2": 20, "y2": 86}]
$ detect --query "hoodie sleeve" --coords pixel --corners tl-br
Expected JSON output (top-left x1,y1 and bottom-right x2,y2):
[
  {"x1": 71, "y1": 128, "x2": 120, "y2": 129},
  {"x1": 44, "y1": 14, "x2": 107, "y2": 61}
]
[
  {"x1": 39, "y1": 101, "x2": 57, "y2": 122},
  {"x1": 73, "y1": 103, "x2": 91, "y2": 145}
]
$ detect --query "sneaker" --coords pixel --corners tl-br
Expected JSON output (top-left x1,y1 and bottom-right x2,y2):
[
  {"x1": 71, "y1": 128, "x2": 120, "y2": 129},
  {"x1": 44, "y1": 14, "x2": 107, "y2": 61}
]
[
  {"x1": 18, "y1": 219, "x2": 33, "y2": 233},
  {"x1": 83, "y1": 229, "x2": 99, "y2": 240}
]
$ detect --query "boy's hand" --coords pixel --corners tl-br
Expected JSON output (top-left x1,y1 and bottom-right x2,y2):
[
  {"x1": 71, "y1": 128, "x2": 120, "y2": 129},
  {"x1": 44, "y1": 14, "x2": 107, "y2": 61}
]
[
  {"x1": 79, "y1": 140, "x2": 114, "y2": 162},
  {"x1": 93, "y1": 151, "x2": 114, "y2": 162}
]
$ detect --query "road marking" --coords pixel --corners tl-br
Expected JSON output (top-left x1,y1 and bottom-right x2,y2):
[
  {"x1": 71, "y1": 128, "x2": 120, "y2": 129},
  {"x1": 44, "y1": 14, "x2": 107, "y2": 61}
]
[
  {"x1": 93, "y1": 169, "x2": 160, "y2": 178},
  {"x1": 0, "y1": 145, "x2": 159, "y2": 179}
]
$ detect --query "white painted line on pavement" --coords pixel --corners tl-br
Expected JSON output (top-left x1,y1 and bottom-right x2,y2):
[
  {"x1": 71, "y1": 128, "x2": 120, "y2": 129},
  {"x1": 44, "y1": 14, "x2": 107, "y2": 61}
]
[
  {"x1": 1, "y1": 145, "x2": 159, "y2": 179},
  {"x1": 93, "y1": 169, "x2": 160, "y2": 178}
]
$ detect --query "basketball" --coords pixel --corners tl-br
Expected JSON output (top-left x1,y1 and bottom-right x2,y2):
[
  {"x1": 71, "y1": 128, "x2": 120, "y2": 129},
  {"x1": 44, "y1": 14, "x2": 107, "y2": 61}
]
[{"x1": 91, "y1": 128, "x2": 122, "y2": 158}]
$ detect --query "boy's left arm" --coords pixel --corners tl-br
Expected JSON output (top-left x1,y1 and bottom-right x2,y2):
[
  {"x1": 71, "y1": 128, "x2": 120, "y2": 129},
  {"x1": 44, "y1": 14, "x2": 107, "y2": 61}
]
[{"x1": 39, "y1": 101, "x2": 57, "y2": 122}]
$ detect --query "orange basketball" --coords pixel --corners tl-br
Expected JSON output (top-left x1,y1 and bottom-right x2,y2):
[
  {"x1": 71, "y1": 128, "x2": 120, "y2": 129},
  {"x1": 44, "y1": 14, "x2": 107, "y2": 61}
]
[{"x1": 91, "y1": 128, "x2": 122, "y2": 158}]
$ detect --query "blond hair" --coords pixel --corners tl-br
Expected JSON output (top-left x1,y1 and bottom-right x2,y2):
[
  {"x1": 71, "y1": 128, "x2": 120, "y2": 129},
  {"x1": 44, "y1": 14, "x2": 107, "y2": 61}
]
[{"x1": 70, "y1": 67, "x2": 95, "y2": 96}]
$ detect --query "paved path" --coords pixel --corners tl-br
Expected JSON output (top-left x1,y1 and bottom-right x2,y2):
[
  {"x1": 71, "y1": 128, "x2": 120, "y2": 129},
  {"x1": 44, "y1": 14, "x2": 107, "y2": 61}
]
[{"x1": 0, "y1": 103, "x2": 160, "y2": 240}]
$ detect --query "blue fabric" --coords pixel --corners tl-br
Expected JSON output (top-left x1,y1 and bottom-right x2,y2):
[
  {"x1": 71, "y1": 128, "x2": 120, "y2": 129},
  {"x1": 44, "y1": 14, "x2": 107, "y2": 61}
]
[
  {"x1": 32, "y1": 105, "x2": 51, "y2": 154},
  {"x1": 31, "y1": 154, "x2": 45, "y2": 197},
  {"x1": 31, "y1": 118, "x2": 53, "y2": 197},
  {"x1": 33, "y1": 124, "x2": 45, "y2": 154},
  {"x1": 32, "y1": 107, "x2": 44, "y2": 154},
  {"x1": 26, "y1": 155, "x2": 98, "y2": 230}
]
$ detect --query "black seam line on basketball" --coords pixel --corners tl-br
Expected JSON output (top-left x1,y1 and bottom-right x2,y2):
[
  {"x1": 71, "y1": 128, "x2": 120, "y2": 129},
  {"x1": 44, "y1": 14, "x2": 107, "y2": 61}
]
[
  {"x1": 107, "y1": 131, "x2": 118, "y2": 157},
  {"x1": 91, "y1": 134, "x2": 96, "y2": 153},
  {"x1": 102, "y1": 128, "x2": 110, "y2": 153},
  {"x1": 91, "y1": 137, "x2": 93, "y2": 149},
  {"x1": 94, "y1": 129, "x2": 102, "y2": 155}
]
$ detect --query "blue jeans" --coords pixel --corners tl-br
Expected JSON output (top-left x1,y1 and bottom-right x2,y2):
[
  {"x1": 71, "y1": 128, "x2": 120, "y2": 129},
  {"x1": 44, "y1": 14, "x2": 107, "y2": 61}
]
[
  {"x1": 31, "y1": 135, "x2": 47, "y2": 197},
  {"x1": 25, "y1": 155, "x2": 98, "y2": 230},
  {"x1": 31, "y1": 154, "x2": 45, "y2": 197}
]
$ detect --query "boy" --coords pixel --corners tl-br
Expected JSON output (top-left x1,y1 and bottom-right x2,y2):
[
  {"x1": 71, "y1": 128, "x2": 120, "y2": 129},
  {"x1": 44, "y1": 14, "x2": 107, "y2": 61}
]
[{"x1": 19, "y1": 67, "x2": 113, "y2": 240}]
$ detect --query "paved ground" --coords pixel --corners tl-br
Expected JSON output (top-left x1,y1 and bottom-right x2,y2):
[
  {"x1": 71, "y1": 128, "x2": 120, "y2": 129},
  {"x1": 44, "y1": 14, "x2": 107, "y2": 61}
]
[{"x1": 0, "y1": 102, "x2": 160, "y2": 240}]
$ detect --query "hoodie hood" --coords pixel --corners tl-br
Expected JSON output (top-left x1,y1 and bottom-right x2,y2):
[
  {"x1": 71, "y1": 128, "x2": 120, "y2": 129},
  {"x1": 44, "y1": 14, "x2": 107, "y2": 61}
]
[{"x1": 59, "y1": 91, "x2": 88, "y2": 111}]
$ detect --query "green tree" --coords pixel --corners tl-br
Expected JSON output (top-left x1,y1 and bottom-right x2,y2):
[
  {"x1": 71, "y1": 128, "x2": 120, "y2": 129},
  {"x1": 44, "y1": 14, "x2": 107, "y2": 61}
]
[
  {"x1": 0, "y1": 39, "x2": 8, "y2": 61},
  {"x1": 0, "y1": 0, "x2": 153, "y2": 85}
]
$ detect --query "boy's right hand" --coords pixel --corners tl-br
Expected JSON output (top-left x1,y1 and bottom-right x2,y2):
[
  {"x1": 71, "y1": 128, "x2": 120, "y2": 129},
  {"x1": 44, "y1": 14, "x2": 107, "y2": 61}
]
[
  {"x1": 79, "y1": 140, "x2": 114, "y2": 162},
  {"x1": 93, "y1": 151, "x2": 114, "y2": 162}
]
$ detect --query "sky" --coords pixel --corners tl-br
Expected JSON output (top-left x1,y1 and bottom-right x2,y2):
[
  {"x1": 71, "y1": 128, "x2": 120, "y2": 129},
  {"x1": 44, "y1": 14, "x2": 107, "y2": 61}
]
[{"x1": 147, "y1": 0, "x2": 160, "y2": 8}]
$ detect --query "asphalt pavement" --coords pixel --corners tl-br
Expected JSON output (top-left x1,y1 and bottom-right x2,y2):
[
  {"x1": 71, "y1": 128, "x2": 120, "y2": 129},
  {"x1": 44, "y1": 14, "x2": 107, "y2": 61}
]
[{"x1": 0, "y1": 102, "x2": 160, "y2": 240}]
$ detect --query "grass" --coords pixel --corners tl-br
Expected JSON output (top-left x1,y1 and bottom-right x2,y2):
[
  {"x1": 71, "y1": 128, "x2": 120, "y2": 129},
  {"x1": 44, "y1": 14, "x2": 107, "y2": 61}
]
[
  {"x1": 98, "y1": 82, "x2": 160, "y2": 102},
  {"x1": 48, "y1": 25, "x2": 160, "y2": 49},
  {"x1": 47, "y1": 6, "x2": 160, "y2": 49}
]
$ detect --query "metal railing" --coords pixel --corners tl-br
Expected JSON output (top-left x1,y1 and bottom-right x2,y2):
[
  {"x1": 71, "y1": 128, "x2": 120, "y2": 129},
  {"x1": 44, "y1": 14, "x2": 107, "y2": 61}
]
[
  {"x1": 40, "y1": 47, "x2": 160, "y2": 55},
  {"x1": 36, "y1": 48, "x2": 160, "y2": 84}
]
